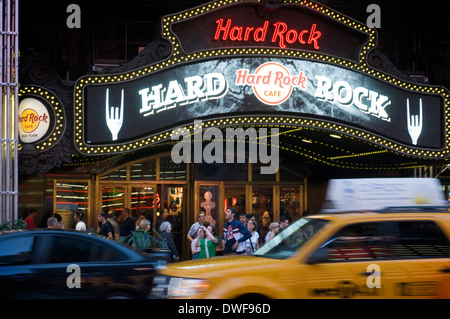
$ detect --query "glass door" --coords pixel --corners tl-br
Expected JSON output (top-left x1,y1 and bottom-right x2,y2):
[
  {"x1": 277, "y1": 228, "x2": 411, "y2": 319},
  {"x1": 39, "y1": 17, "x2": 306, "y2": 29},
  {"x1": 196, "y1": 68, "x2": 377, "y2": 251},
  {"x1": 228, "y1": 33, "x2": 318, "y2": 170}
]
[
  {"x1": 101, "y1": 185, "x2": 125, "y2": 213},
  {"x1": 159, "y1": 185, "x2": 185, "y2": 259},
  {"x1": 131, "y1": 185, "x2": 157, "y2": 223},
  {"x1": 198, "y1": 184, "x2": 220, "y2": 228},
  {"x1": 224, "y1": 184, "x2": 246, "y2": 215},
  {"x1": 251, "y1": 186, "x2": 274, "y2": 218},
  {"x1": 54, "y1": 180, "x2": 91, "y2": 229},
  {"x1": 280, "y1": 186, "x2": 303, "y2": 222}
]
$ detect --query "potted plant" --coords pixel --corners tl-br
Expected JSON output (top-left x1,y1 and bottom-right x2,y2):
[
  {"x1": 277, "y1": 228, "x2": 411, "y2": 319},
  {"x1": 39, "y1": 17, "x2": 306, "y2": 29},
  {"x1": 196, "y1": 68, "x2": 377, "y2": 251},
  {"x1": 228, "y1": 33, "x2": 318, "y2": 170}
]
[
  {"x1": 119, "y1": 228, "x2": 172, "y2": 263},
  {"x1": 0, "y1": 218, "x2": 27, "y2": 231},
  {"x1": 119, "y1": 228, "x2": 169, "y2": 251}
]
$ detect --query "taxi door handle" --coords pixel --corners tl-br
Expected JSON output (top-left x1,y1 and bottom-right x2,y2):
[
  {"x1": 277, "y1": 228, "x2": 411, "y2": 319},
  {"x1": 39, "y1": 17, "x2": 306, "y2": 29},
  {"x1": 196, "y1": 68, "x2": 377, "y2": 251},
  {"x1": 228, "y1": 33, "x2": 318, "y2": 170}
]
[{"x1": 439, "y1": 268, "x2": 450, "y2": 273}]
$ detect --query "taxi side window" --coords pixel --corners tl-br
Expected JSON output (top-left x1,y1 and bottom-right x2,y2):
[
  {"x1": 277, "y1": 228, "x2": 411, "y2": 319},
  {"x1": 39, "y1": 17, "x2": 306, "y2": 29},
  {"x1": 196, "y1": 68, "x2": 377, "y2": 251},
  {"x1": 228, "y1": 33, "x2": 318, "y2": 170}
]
[
  {"x1": 391, "y1": 221, "x2": 450, "y2": 259},
  {"x1": 322, "y1": 222, "x2": 388, "y2": 262},
  {"x1": 317, "y1": 220, "x2": 450, "y2": 263}
]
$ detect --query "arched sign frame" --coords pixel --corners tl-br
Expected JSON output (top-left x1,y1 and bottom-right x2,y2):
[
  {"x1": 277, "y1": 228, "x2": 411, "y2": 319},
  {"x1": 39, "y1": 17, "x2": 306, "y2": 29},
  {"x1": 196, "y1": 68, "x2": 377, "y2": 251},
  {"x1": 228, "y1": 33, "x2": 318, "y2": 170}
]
[
  {"x1": 73, "y1": 0, "x2": 450, "y2": 164},
  {"x1": 18, "y1": 85, "x2": 66, "y2": 153}
]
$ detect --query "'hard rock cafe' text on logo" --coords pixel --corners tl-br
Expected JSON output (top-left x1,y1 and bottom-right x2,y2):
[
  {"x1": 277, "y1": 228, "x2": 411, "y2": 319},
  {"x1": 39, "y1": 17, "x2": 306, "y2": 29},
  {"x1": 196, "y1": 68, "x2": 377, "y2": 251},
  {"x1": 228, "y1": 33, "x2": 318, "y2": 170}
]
[
  {"x1": 18, "y1": 98, "x2": 51, "y2": 143},
  {"x1": 235, "y1": 62, "x2": 307, "y2": 105}
]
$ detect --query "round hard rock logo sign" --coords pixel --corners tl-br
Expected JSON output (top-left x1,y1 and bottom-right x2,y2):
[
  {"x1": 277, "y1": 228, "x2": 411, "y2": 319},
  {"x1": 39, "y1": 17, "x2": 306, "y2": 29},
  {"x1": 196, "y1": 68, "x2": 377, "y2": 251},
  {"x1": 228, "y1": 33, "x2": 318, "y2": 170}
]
[
  {"x1": 235, "y1": 62, "x2": 307, "y2": 105},
  {"x1": 18, "y1": 98, "x2": 51, "y2": 143}
]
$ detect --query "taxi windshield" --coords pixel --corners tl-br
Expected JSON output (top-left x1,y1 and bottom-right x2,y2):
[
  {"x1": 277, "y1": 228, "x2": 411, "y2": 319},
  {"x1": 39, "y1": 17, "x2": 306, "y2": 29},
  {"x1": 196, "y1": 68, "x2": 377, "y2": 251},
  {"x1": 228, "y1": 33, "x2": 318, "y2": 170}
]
[{"x1": 253, "y1": 218, "x2": 329, "y2": 259}]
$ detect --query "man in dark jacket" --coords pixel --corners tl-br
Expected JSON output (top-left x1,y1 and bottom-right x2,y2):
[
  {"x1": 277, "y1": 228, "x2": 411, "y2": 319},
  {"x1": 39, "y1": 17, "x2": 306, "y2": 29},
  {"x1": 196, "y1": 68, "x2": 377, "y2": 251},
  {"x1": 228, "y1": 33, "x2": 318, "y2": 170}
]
[
  {"x1": 221, "y1": 207, "x2": 251, "y2": 255},
  {"x1": 119, "y1": 208, "x2": 135, "y2": 238}
]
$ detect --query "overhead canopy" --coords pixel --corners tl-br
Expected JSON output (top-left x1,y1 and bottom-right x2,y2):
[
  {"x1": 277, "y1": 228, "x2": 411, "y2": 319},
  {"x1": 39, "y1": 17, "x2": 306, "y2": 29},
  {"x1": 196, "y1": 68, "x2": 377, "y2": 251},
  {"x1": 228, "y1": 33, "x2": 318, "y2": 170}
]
[{"x1": 19, "y1": 0, "x2": 450, "y2": 174}]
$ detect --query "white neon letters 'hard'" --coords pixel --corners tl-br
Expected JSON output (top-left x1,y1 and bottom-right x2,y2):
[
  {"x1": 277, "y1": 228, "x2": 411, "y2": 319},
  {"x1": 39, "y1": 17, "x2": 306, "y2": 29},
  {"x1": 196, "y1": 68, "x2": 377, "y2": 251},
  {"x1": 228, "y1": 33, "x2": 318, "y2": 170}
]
[{"x1": 139, "y1": 73, "x2": 228, "y2": 116}]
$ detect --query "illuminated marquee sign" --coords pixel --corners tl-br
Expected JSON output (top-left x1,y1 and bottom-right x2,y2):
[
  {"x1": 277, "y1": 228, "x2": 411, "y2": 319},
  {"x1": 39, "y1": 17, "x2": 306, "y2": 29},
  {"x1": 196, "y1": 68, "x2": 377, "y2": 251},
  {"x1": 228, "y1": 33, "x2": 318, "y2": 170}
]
[
  {"x1": 170, "y1": 1, "x2": 369, "y2": 62},
  {"x1": 235, "y1": 62, "x2": 307, "y2": 105},
  {"x1": 214, "y1": 19, "x2": 322, "y2": 49},
  {"x1": 18, "y1": 86, "x2": 66, "y2": 152},
  {"x1": 80, "y1": 57, "x2": 443, "y2": 150},
  {"x1": 138, "y1": 72, "x2": 228, "y2": 116},
  {"x1": 74, "y1": 0, "x2": 450, "y2": 159}
]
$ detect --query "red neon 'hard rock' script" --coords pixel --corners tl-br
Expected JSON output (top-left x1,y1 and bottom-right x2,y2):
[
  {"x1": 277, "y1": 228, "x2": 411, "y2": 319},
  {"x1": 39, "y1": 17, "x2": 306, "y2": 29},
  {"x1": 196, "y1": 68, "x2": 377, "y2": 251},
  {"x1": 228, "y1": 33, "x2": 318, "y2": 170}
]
[{"x1": 214, "y1": 18, "x2": 322, "y2": 49}]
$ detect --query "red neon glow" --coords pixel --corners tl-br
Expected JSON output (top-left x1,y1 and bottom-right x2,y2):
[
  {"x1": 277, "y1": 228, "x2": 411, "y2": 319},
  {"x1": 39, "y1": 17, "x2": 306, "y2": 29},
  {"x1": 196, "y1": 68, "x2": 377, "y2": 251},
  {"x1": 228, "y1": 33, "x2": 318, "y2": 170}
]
[
  {"x1": 56, "y1": 201, "x2": 88, "y2": 205},
  {"x1": 224, "y1": 197, "x2": 238, "y2": 213},
  {"x1": 214, "y1": 18, "x2": 321, "y2": 50}
]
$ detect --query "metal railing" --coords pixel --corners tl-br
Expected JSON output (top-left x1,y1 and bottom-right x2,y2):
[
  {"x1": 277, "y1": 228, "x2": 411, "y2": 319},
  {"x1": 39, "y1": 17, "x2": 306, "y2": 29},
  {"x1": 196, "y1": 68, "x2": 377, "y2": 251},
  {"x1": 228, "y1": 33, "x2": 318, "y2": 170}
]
[{"x1": 1, "y1": 0, "x2": 19, "y2": 224}]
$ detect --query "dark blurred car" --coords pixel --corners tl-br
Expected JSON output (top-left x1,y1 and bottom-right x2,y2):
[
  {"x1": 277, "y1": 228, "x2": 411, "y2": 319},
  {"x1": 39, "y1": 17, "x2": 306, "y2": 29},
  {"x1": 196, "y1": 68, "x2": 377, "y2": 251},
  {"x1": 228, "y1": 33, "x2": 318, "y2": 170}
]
[{"x1": 0, "y1": 229, "x2": 168, "y2": 298}]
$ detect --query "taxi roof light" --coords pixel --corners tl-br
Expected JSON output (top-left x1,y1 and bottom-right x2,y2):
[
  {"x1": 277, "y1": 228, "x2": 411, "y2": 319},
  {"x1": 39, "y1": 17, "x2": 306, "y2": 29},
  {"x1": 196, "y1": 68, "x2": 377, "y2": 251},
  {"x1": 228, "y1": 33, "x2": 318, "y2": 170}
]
[{"x1": 321, "y1": 178, "x2": 449, "y2": 213}]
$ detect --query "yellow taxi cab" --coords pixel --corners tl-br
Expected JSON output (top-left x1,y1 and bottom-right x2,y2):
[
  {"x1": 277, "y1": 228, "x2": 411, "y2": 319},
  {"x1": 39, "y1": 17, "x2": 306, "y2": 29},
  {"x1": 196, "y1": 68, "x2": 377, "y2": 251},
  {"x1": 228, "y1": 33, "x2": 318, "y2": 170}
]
[{"x1": 152, "y1": 178, "x2": 450, "y2": 299}]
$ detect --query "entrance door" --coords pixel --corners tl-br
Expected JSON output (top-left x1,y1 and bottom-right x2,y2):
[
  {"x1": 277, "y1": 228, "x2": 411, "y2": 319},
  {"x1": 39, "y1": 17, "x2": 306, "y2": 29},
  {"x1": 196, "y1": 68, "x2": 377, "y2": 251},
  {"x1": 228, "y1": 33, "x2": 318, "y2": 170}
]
[
  {"x1": 159, "y1": 185, "x2": 185, "y2": 259},
  {"x1": 100, "y1": 185, "x2": 125, "y2": 213},
  {"x1": 196, "y1": 183, "x2": 220, "y2": 228},
  {"x1": 54, "y1": 180, "x2": 91, "y2": 229},
  {"x1": 193, "y1": 183, "x2": 222, "y2": 257},
  {"x1": 131, "y1": 185, "x2": 157, "y2": 224}
]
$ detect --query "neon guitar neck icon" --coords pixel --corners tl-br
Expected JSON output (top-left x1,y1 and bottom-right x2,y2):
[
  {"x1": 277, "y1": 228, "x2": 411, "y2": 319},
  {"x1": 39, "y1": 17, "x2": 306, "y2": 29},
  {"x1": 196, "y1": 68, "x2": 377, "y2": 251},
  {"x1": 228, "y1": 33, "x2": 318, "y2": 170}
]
[
  {"x1": 105, "y1": 88, "x2": 124, "y2": 141},
  {"x1": 406, "y1": 98, "x2": 423, "y2": 146}
]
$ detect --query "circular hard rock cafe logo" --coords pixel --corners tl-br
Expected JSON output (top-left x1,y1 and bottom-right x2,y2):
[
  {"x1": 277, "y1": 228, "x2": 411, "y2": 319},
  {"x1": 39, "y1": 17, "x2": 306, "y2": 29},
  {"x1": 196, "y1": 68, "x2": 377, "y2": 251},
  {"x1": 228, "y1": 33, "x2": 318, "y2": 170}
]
[
  {"x1": 18, "y1": 98, "x2": 51, "y2": 143},
  {"x1": 235, "y1": 62, "x2": 307, "y2": 105}
]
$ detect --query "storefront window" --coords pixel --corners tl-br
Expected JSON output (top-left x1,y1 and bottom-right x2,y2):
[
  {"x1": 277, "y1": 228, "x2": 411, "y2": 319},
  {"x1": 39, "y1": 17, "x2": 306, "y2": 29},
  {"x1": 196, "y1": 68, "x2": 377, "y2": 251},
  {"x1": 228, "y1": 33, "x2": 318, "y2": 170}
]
[
  {"x1": 251, "y1": 187, "x2": 273, "y2": 231},
  {"x1": 165, "y1": 186, "x2": 183, "y2": 213},
  {"x1": 55, "y1": 181, "x2": 89, "y2": 229},
  {"x1": 280, "y1": 187, "x2": 302, "y2": 221},
  {"x1": 195, "y1": 162, "x2": 248, "y2": 181},
  {"x1": 252, "y1": 187, "x2": 273, "y2": 214},
  {"x1": 224, "y1": 186, "x2": 246, "y2": 215},
  {"x1": 280, "y1": 168, "x2": 303, "y2": 181},
  {"x1": 131, "y1": 186, "x2": 156, "y2": 217},
  {"x1": 160, "y1": 156, "x2": 186, "y2": 180},
  {"x1": 99, "y1": 168, "x2": 127, "y2": 180},
  {"x1": 102, "y1": 186, "x2": 125, "y2": 212},
  {"x1": 55, "y1": 182, "x2": 89, "y2": 214},
  {"x1": 252, "y1": 163, "x2": 276, "y2": 181},
  {"x1": 223, "y1": 163, "x2": 248, "y2": 181},
  {"x1": 130, "y1": 160, "x2": 156, "y2": 180},
  {"x1": 195, "y1": 163, "x2": 221, "y2": 181}
]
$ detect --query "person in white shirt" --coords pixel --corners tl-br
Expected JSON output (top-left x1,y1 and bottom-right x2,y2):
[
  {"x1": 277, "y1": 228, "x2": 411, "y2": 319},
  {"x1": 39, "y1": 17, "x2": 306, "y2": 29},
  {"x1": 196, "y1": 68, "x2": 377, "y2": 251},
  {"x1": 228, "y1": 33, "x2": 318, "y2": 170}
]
[
  {"x1": 74, "y1": 211, "x2": 86, "y2": 231},
  {"x1": 245, "y1": 219, "x2": 259, "y2": 254},
  {"x1": 265, "y1": 222, "x2": 280, "y2": 244},
  {"x1": 187, "y1": 212, "x2": 206, "y2": 259}
]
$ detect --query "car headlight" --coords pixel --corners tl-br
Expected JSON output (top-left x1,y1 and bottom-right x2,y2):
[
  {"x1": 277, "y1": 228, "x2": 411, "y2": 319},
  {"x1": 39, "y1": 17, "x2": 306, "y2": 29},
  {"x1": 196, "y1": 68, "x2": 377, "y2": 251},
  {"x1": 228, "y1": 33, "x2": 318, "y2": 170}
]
[{"x1": 153, "y1": 275, "x2": 209, "y2": 298}]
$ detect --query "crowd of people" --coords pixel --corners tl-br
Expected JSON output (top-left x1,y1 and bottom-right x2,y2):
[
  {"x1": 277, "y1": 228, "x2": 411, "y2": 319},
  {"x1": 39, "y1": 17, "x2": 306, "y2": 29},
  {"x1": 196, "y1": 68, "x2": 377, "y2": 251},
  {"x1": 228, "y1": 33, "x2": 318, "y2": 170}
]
[
  {"x1": 22, "y1": 206, "x2": 180, "y2": 261},
  {"x1": 188, "y1": 207, "x2": 291, "y2": 259},
  {"x1": 23, "y1": 206, "x2": 292, "y2": 262},
  {"x1": 23, "y1": 208, "x2": 67, "y2": 230}
]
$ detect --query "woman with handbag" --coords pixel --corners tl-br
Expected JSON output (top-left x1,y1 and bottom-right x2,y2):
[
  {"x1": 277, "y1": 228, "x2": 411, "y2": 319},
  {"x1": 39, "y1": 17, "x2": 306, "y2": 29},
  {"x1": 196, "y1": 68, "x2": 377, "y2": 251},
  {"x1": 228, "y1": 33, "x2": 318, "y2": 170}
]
[{"x1": 245, "y1": 219, "x2": 260, "y2": 254}]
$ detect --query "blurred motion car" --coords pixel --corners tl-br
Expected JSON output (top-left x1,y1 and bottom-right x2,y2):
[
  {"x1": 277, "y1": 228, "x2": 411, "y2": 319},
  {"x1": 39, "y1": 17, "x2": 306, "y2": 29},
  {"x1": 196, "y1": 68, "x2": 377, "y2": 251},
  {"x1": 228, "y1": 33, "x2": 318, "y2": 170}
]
[
  {"x1": 152, "y1": 178, "x2": 450, "y2": 299},
  {"x1": 0, "y1": 229, "x2": 168, "y2": 298}
]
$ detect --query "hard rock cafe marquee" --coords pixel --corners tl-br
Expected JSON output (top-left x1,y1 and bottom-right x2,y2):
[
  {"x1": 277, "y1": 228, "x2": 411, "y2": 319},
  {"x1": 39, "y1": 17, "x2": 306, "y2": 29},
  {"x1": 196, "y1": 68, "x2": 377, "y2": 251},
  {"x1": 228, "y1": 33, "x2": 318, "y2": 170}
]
[
  {"x1": 18, "y1": 0, "x2": 450, "y2": 257},
  {"x1": 73, "y1": 0, "x2": 448, "y2": 160}
]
